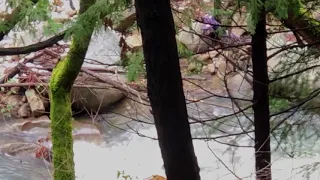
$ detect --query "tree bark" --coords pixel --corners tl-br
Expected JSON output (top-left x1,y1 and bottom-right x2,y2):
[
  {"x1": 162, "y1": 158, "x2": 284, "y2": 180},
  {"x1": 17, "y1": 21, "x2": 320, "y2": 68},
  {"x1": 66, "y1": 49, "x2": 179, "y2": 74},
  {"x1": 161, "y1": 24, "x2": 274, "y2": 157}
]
[
  {"x1": 251, "y1": 1, "x2": 272, "y2": 180},
  {"x1": 135, "y1": 0, "x2": 201, "y2": 180},
  {"x1": 49, "y1": 0, "x2": 96, "y2": 179}
]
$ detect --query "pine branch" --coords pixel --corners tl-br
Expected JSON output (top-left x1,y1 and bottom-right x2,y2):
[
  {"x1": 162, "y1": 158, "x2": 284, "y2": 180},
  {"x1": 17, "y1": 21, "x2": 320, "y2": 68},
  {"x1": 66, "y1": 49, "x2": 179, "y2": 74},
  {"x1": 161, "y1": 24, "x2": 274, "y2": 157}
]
[{"x1": 0, "y1": 0, "x2": 39, "y2": 41}]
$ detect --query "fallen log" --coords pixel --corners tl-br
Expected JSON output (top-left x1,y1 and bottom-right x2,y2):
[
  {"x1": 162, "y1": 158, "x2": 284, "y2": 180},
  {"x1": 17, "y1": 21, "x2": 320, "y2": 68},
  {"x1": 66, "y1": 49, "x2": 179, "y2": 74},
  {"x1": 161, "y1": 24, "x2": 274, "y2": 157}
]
[
  {"x1": 81, "y1": 68, "x2": 149, "y2": 102},
  {"x1": 34, "y1": 65, "x2": 126, "y2": 74},
  {"x1": 0, "y1": 82, "x2": 113, "y2": 89}
]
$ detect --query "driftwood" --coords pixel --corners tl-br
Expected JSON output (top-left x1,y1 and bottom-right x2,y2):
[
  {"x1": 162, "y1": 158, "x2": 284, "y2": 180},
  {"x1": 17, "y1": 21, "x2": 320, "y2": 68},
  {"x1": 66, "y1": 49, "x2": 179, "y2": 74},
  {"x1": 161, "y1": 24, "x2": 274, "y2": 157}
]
[{"x1": 0, "y1": 52, "x2": 44, "y2": 84}]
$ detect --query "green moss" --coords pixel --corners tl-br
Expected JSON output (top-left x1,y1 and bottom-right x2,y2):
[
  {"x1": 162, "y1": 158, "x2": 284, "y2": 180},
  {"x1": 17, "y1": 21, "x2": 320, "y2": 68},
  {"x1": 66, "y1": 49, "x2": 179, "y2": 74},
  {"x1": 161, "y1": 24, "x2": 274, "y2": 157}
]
[
  {"x1": 49, "y1": 85, "x2": 74, "y2": 180},
  {"x1": 49, "y1": 0, "x2": 96, "y2": 180}
]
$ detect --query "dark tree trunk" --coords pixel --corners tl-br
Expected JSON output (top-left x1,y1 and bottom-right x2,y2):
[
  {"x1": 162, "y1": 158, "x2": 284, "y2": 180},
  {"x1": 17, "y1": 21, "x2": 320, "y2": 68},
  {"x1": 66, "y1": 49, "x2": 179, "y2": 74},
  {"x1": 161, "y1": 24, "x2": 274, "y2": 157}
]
[
  {"x1": 251, "y1": 2, "x2": 272, "y2": 180},
  {"x1": 135, "y1": 0, "x2": 201, "y2": 180}
]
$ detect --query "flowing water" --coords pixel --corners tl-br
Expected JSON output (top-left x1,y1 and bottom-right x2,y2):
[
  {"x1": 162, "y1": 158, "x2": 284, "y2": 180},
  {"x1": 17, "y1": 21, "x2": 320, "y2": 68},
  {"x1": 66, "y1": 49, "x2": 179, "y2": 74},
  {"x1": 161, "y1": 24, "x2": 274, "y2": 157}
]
[{"x1": 0, "y1": 96, "x2": 319, "y2": 180}]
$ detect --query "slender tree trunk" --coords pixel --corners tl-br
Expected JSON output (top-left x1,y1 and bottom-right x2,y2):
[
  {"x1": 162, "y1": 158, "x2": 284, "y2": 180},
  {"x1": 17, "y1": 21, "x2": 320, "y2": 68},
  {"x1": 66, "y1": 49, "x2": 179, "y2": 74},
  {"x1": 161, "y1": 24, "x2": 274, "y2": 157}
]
[
  {"x1": 49, "y1": 0, "x2": 96, "y2": 179},
  {"x1": 251, "y1": 1, "x2": 272, "y2": 180},
  {"x1": 135, "y1": 0, "x2": 201, "y2": 180}
]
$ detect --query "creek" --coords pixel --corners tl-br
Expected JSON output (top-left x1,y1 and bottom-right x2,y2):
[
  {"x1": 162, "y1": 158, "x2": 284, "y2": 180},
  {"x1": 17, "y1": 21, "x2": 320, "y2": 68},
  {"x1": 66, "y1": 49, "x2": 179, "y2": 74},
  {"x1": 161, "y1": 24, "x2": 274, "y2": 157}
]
[{"x1": 0, "y1": 94, "x2": 319, "y2": 180}]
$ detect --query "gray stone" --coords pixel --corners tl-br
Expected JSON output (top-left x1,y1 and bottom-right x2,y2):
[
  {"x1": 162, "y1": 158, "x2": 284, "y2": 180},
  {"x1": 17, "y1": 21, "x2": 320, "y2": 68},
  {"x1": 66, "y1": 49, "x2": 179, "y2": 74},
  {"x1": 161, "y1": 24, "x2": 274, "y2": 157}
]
[
  {"x1": 226, "y1": 73, "x2": 253, "y2": 100},
  {"x1": 71, "y1": 81, "x2": 124, "y2": 114},
  {"x1": 195, "y1": 53, "x2": 210, "y2": 62},
  {"x1": 176, "y1": 22, "x2": 214, "y2": 53},
  {"x1": 25, "y1": 89, "x2": 46, "y2": 117},
  {"x1": 208, "y1": 63, "x2": 216, "y2": 74},
  {"x1": 17, "y1": 103, "x2": 31, "y2": 118}
]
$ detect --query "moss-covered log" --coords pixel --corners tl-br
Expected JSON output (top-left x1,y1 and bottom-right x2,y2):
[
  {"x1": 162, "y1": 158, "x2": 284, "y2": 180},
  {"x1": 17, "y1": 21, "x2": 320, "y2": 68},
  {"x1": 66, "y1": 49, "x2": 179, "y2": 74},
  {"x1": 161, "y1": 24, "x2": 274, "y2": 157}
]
[{"x1": 49, "y1": 0, "x2": 96, "y2": 179}]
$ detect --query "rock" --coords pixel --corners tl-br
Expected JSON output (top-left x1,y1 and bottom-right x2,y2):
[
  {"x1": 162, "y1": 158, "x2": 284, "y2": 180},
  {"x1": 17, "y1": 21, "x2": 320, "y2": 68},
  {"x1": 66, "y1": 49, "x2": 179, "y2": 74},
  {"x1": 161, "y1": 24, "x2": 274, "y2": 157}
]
[
  {"x1": 12, "y1": 115, "x2": 51, "y2": 131},
  {"x1": 188, "y1": 62, "x2": 197, "y2": 72},
  {"x1": 202, "y1": 63, "x2": 215, "y2": 74},
  {"x1": 17, "y1": 103, "x2": 31, "y2": 118},
  {"x1": 176, "y1": 22, "x2": 214, "y2": 53},
  {"x1": 83, "y1": 27, "x2": 121, "y2": 68},
  {"x1": 25, "y1": 89, "x2": 46, "y2": 117},
  {"x1": 67, "y1": 10, "x2": 77, "y2": 17},
  {"x1": 231, "y1": 7, "x2": 247, "y2": 37},
  {"x1": 0, "y1": 142, "x2": 39, "y2": 156},
  {"x1": 71, "y1": 81, "x2": 124, "y2": 114},
  {"x1": 226, "y1": 73, "x2": 253, "y2": 100},
  {"x1": 125, "y1": 34, "x2": 142, "y2": 51},
  {"x1": 21, "y1": 96, "x2": 27, "y2": 103},
  {"x1": 5, "y1": 95, "x2": 22, "y2": 107},
  {"x1": 202, "y1": 65, "x2": 209, "y2": 73},
  {"x1": 195, "y1": 53, "x2": 210, "y2": 62},
  {"x1": 208, "y1": 63, "x2": 216, "y2": 74},
  {"x1": 216, "y1": 59, "x2": 234, "y2": 78},
  {"x1": 209, "y1": 50, "x2": 218, "y2": 58}
]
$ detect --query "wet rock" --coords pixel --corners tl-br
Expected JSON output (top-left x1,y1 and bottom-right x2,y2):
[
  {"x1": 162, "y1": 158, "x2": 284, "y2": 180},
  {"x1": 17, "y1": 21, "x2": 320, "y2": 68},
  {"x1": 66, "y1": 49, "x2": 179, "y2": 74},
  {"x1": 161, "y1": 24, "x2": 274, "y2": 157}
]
[
  {"x1": 25, "y1": 89, "x2": 45, "y2": 117},
  {"x1": 12, "y1": 115, "x2": 51, "y2": 131},
  {"x1": 72, "y1": 120, "x2": 102, "y2": 142},
  {"x1": 17, "y1": 103, "x2": 31, "y2": 118},
  {"x1": 0, "y1": 142, "x2": 39, "y2": 156}
]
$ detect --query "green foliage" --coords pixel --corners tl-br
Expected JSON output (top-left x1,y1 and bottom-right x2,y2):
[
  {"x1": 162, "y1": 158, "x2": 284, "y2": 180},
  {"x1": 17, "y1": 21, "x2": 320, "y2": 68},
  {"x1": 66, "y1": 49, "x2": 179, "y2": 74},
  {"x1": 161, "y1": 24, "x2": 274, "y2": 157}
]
[
  {"x1": 187, "y1": 57, "x2": 203, "y2": 74},
  {"x1": 64, "y1": 0, "x2": 129, "y2": 47},
  {"x1": 269, "y1": 97, "x2": 290, "y2": 113},
  {"x1": 116, "y1": 170, "x2": 138, "y2": 180},
  {"x1": 126, "y1": 50, "x2": 145, "y2": 82},
  {"x1": 246, "y1": 0, "x2": 264, "y2": 34},
  {"x1": 266, "y1": 0, "x2": 289, "y2": 19},
  {"x1": 177, "y1": 40, "x2": 193, "y2": 58},
  {"x1": 43, "y1": 19, "x2": 64, "y2": 36}
]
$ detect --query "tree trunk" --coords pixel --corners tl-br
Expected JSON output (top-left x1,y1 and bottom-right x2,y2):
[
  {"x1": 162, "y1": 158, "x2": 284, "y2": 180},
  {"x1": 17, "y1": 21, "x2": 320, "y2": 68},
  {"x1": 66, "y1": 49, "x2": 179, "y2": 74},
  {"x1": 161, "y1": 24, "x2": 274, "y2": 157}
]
[
  {"x1": 251, "y1": 1, "x2": 272, "y2": 180},
  {"x1": 49, "y1": 0, "x2": 96, "y2": 179},
  {"x1": 280, "y1": 0, "x2": 320, "y2": 48},
  {"x1": 135, "y1": 0, "x2": 201, "y2": 180}
]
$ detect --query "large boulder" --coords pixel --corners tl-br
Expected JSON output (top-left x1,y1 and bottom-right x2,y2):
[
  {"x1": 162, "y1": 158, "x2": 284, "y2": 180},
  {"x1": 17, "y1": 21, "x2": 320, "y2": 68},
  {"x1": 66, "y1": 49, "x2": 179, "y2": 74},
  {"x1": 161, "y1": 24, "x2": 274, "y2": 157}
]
[
  {"x1": 71, "y1": 81, "x2": 124, "y2": 114},
  {"x1": 176, "y1": 21, "x2": 214, "y2": 53},
  {"x1": 226, "y1": 72, "x2": 253, "y2": 100}
]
